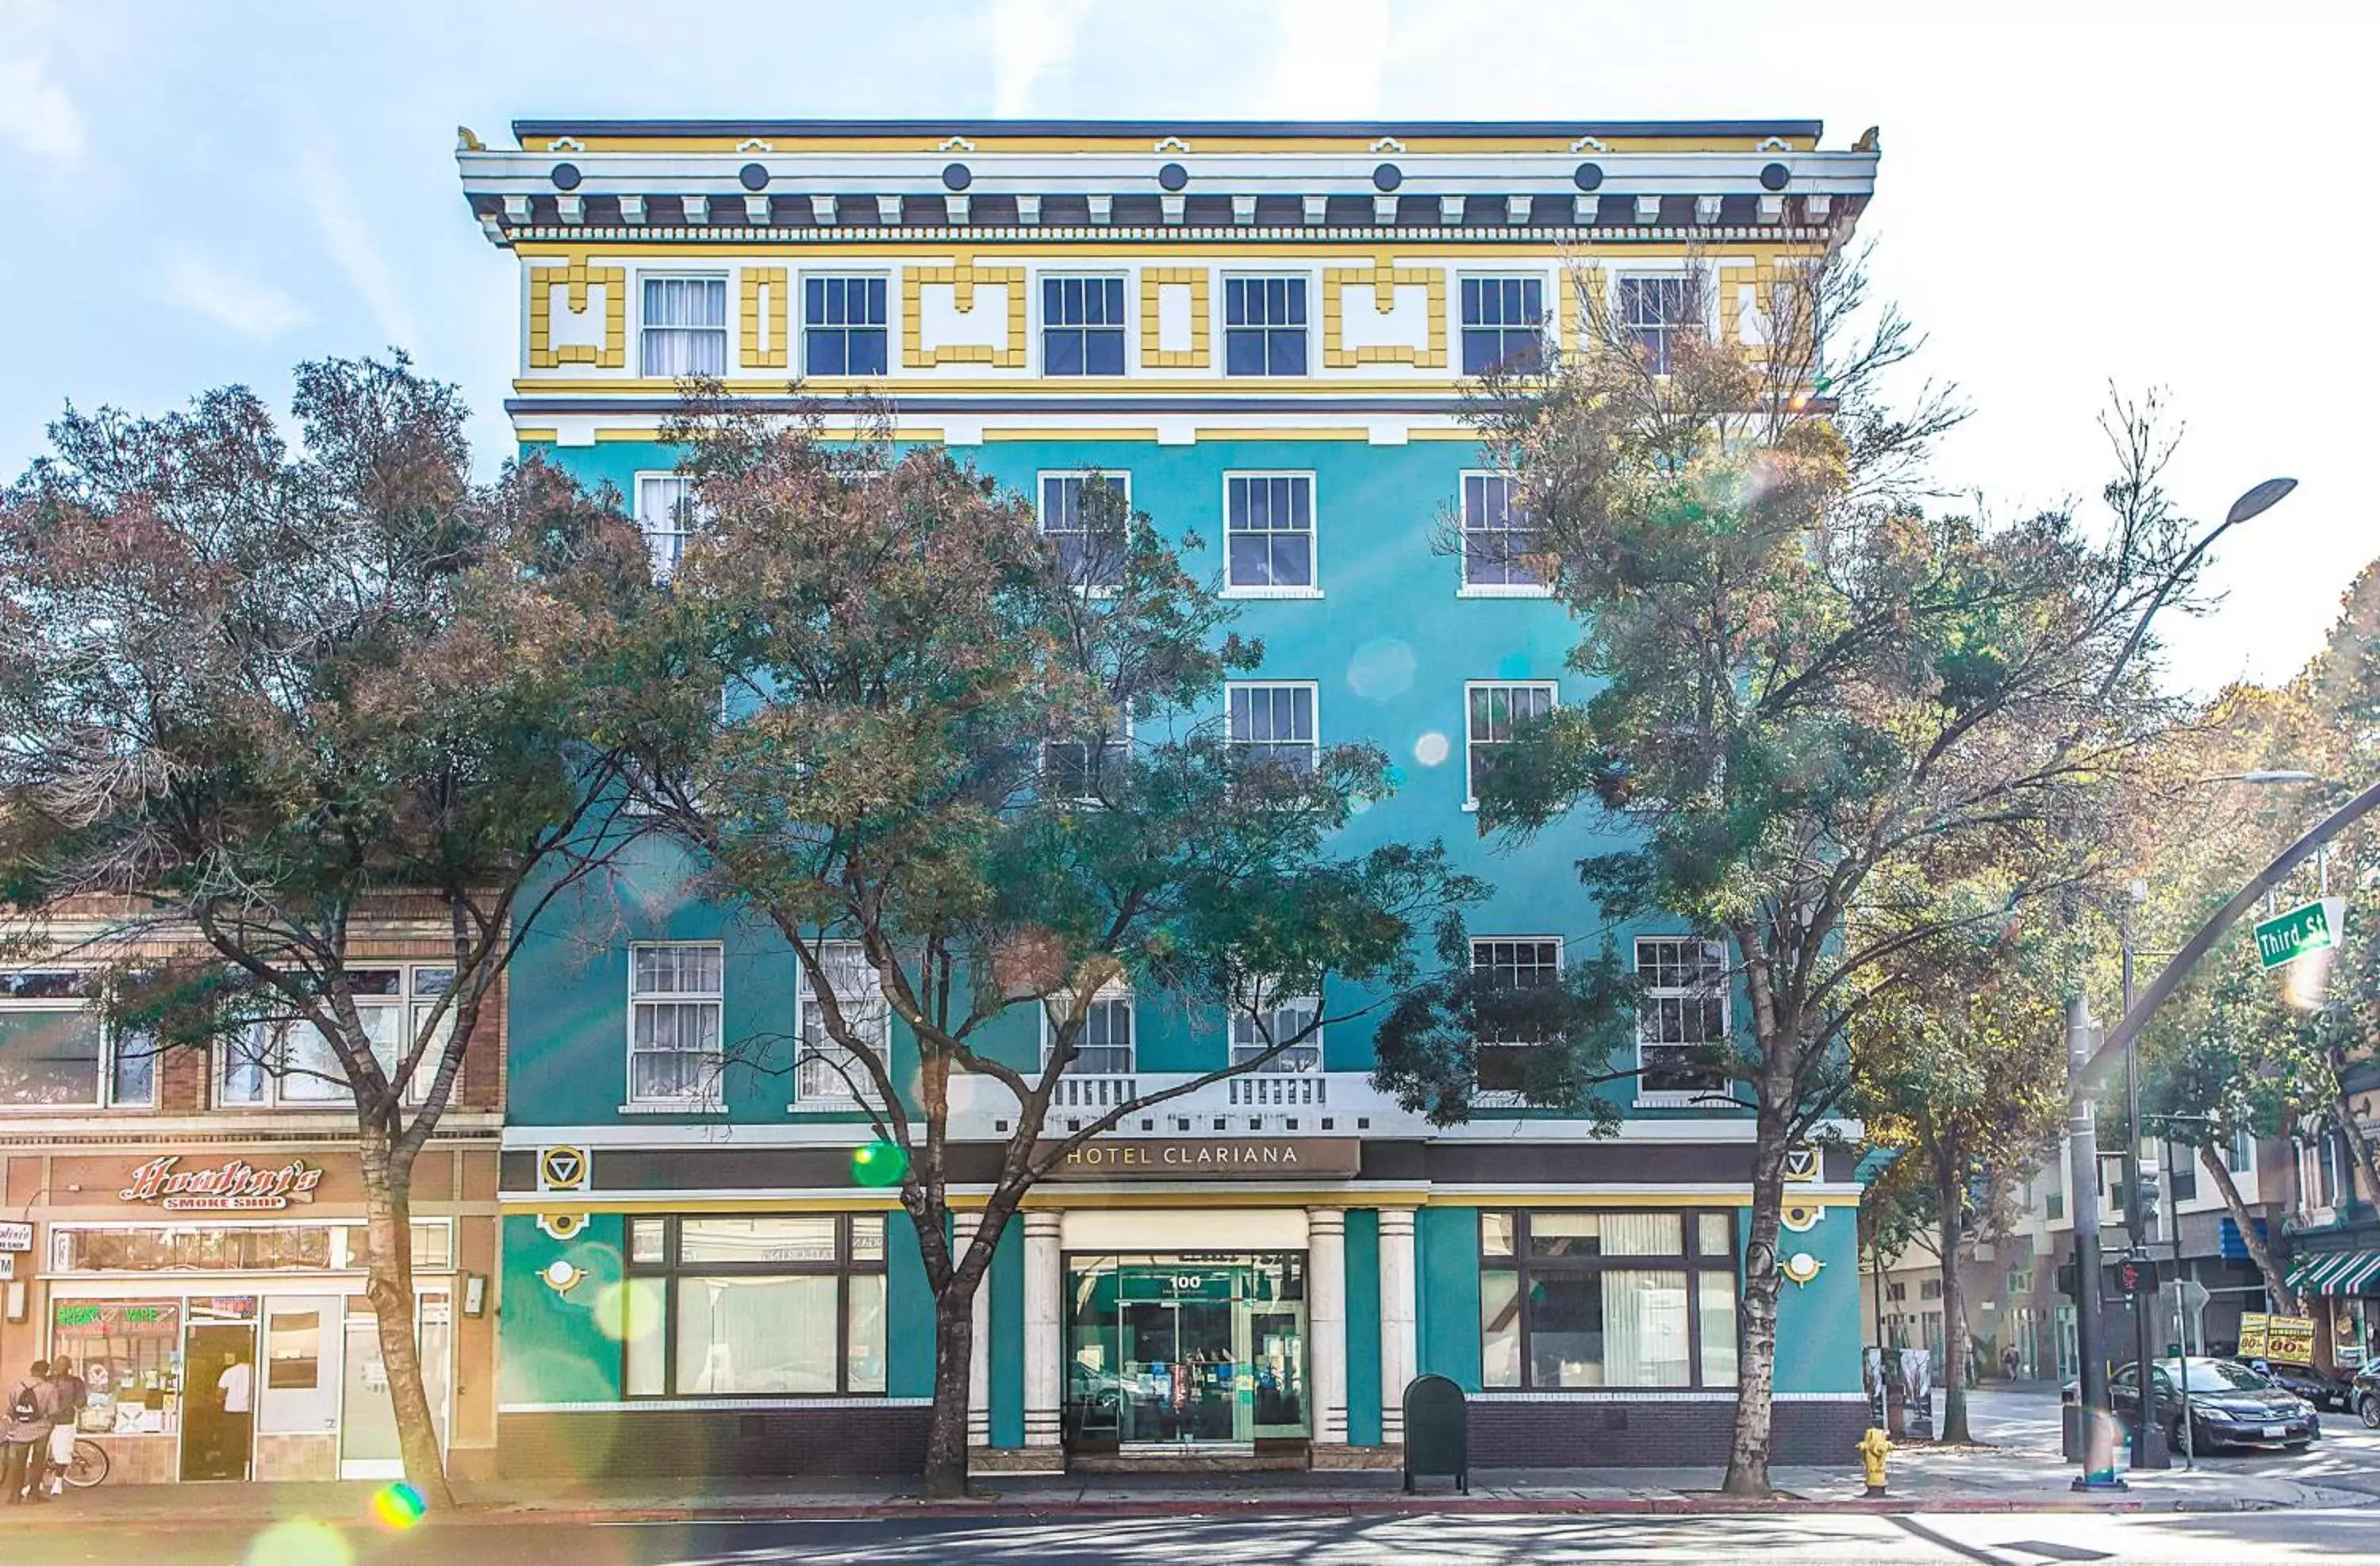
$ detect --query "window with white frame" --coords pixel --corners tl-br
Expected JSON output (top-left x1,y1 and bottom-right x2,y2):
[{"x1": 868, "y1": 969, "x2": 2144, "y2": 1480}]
[
  {"x1": 1461, "y1": 277, "x2": 1547, "y2": 375},
  {"x1": 2230, "y1": 1128, "x2": 2255, "y2": 1174},
  {"x1": 797, "y1": 943, "x2": 887, "y2": 1105},
  {"x1": 641, "y1": 277, "x2": 728, "y2": 378},
  {"x1": 1224, "y1": 474, "x2": 1316, "y2": 593},
  {"x1": 1229, "y1": 992, "x2": 1321, "y2": 1073},
  {"x1": 222, "y1": 966, "x2": 454, "y2": 1109},
  {"x1": 1226, "y1": 683, "x2": 1317, "y2": 773},
  {"x1": 1470, "y1": 938, "x2": 1561, "y2": 1093},
  {"x1": 1041, "y1": 276, "x2": 1127, "y2": 375},
  {"x1": 635, "y1": 473, "x2": 698, "y2": 580},
  {"x1": 0, "y1": 971, "x2": 155, "y2": 1110},
  {"x1": 1038, "y1": 472, "x2": 1130, "y2": 591},
  {"x1": 804, "y1": 276, "x2": 889, "y2": 376},
  {"x1": 1044, "y1": 984, "x2": 1134, "y2": 1075},
  {"x1": 1465, "y1": 681, "x2": 1557, "y2": 808},
  {"x1": 1460, "y1": 473, "x2": 1544, "y2": 592},
  {"x1": 1041, "y1": 728, "x2": 1130, "y2": 805},
  {"x1": 628, "y1": 944, "x2": 723, "y2": 1106},
  {"x1": 1633, "y1": 937, "x2": 1729, "y2": 1100},
  {"x1": 1618, "y1": 276, "x2": 1695, "y2": 374},
  {"x1": 1224, "y1": 277, "x2": 1308, "y2": 376}
]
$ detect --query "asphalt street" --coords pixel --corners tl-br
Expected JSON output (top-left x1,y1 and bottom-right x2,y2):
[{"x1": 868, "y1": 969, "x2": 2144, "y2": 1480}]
[{"x1": 13, "y1": 1509, "x2": 2380, "y2": 1566}]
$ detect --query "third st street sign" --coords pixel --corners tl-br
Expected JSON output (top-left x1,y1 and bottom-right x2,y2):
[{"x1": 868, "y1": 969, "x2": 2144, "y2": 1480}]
[{"x1": 2255, "y1": 896, "x2": 2347, "y2": 970}]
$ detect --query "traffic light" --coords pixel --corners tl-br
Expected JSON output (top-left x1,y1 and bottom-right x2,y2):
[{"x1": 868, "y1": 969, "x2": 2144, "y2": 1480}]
[
  {"x1": 2110, "y1": 1255, "x2": 2158, "y2": 1298},
  {"x1": 2132, "y1": 1174, "x2": 2162, "y2": 1231},
  {"x1": 2056, "y1": 1259, "x2": 2079, "y2": 1298}
]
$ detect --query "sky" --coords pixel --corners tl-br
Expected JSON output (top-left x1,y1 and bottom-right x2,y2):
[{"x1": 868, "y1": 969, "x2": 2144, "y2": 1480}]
[{"x1": 1, "y1": 0, "x2": 2374, "y2": 694}]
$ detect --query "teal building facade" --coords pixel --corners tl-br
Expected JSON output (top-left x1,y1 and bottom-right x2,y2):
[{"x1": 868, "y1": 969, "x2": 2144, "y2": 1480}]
[{"x1": 457, "y1": 117, "x2": 1877, "y2": 1476}]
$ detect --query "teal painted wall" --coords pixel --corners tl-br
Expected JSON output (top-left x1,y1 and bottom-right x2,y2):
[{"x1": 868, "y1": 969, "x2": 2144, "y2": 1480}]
[
  {"x1": 989, "y1": 1215, "x2": 1023, "y2": 1447},
  {"x1": 497, "y1": 1213, "x2": 628, "y2": 1405},
  {"x1": 1417, "y1": 1205, "x2": 1484, "y2": 1391},
  {"x1": 518, "y1": 433, "x2": 1733, "y2": 1117},
  {"x1": 888, "y1": 1215, "x2": 938, "y2": 1399},
  {"x1": 1771, "y1": 1208, "x2": 1863, "y2": 1393},
  {"x1": 1344, "y1": 1208, "x2": 1381, "y2": 1445}
]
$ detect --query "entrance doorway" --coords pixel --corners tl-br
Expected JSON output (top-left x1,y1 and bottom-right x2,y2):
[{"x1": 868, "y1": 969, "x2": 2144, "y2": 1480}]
[
  {"x1": 180, "y1": 1317, "x2": 257, "y2": 1481},
  {"x1": 1063, "y1": 1253, "x2": 1306, "y2": 1448},
  {"x1": 339, "y1": 1295, "x2": 451, "y2": 1479}
]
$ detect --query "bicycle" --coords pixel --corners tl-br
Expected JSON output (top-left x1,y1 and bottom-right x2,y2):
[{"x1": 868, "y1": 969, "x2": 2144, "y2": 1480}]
[{"x1": 63, "y1": 1436, "x2": 109, "y2": 1489}]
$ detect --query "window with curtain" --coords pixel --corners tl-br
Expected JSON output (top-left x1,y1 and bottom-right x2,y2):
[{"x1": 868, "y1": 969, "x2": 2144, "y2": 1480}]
[
  {"x1": 1046, "y1": 985, "x2": 1134, "y2": 1075},
  {"x1": 640, "y1": 277, "x2": 728, "y2": 378},
  {"x1": 1480, "y1": 1210, "x2": 1737, "y2": 1388},
  {"x1": 217, "y1": 967, "x2": 450, "y2": 1109},
  {"x1": 797, "y1": 943, "x2": 887, "y2": 1105},
  {"x1": 628, "y1": 943, "x2": 723, "y2": 1105},
  {"x1": 621, "y1": 1214, "x2": 887, "y2": 1397}
]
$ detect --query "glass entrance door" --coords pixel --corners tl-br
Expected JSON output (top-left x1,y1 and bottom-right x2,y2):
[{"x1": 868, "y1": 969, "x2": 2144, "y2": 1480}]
[{"x1": 1065, "y1": 1253, "x2": 1307, "y2": 1447}]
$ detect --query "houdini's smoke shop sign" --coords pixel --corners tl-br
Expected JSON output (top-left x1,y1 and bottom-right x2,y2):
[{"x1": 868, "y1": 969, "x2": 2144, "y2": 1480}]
[{"x1": 117, "y1": 1155, "x2": 326, "y2": 1212}]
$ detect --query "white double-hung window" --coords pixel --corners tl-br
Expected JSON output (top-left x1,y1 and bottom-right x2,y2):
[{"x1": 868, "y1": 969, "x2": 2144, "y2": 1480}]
[
  {"x1": 1230, "y1": 992, "x2": 1321, "y2": 1073},
  {"x1": 222, "y1": 966, "x2": 452, "y2": 1108},
  {"x1": 796, "y1": 943, "x2": 887, "y2": 1106},
  {"x1": 1633, "y1": 937, "x2": 1731, "y2": 1103},
  {"x1": 1226, "y1": 682, "x2": 1318, "y2": 773},
  {"x1": 0, "y1": 971, "x2": 155, "y2": 1110},
  {"x1": 1044, "y1": 983, "x2": 1134, "y2": 1076},
  {"x1": 634, "y1": 473, "x2": 698, "y2": 581},
  {"x1": 1464, "y1": 681, "x2": 1557, "y2": 808},
  {"x1": 628, "y1": 943, "x2": 724, "y2": 1107},
  {"x1": 641, "y1": 277, "x2": 728, "y2": 378},
  {"x1": 1223, "y1": 473, "x2": 1318, "y2": 595}
]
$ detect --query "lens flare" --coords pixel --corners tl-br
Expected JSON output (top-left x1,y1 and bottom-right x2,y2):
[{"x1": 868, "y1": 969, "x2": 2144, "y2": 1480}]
[
  {"x1": 1345, "y1": 637, "x2": 1417, "y2": 700},
  {"x1": 1413, "y1": 731, "x2": 1451, "y2": 767},
  {"x1": 370, "y1": 1482, "x2": 428, "y2": 1530},
  {"x1": 851, "y1": 1139, "x2": 910, "y2": 1188},
  {"x1": 243, "y1": 1518, "x2": 353, "y2": 1566}
]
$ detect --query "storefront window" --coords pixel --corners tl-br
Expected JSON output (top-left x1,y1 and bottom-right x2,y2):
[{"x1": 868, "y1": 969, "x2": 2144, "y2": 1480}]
[
  {"x1": 1480, "y1": 1210, "x2": 1738, "y2": 1389},
  {"x1": 52, "y1": 1299, "x2": 185, "y2": 1434},
  {"x1": 620, "y1": 1214, "x2": 887, "y2": 1397},
  {"x1": 50, "y1": 1219, "x2": 455, "y2": 1274}
]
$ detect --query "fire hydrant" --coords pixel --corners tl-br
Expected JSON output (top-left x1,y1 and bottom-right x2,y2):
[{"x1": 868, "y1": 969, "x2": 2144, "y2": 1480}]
[{"x1": 1857, "y1": 1426, "x2": 1891, "y2": 1496}]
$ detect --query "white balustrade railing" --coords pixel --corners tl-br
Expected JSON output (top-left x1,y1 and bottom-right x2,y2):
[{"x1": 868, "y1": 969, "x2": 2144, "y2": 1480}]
[{"x1": 945, "y1": 1069, "x2": 1422, "y2": 1138}]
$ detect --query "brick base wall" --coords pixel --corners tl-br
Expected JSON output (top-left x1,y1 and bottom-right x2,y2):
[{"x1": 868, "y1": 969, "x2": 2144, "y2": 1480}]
[
  {"x1": 497, "y1": 1406, "x2": 931, "y2": 1480},
  {"x1": 1468, "y1": 1397, "x2": 1871, "y2": 1468}
]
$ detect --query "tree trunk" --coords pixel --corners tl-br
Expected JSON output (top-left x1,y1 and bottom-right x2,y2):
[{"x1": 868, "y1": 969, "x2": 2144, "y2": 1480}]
[
  {"x1": 358, "y1": 1131, "x2": 450, "y2": 1508},
  {"x1": 920, "y1": 1282, "x2": 977, "y2": 1500},
  {"x1": 2200, "y1": 1142, "x2": 2297, "y2": 1315},
  {"x1": 1723, "y1": 1109, "x2": 1789, "y2": 1496},
  {"x1": 1935, "y1": 1161, "x2": 1973, "y2": 1445}
]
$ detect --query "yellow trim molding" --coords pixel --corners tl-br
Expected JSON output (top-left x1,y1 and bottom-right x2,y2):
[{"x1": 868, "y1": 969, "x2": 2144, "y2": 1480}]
[
  {"x1": 1320, "y1": 255, "x2": 1447, "y2": 369},
  {"x1": 739, "y1": 266, "x2": 789, "y2": 369},
  {"x1": 526, "y1": 262, "x2": 627, "y2": 370},
  {"x1": 902, "y1": 255, "x2": 1028, "y2": 369},
  {"x1": 1138, "y1": 267, "x2": 1211, "y2": 368}
]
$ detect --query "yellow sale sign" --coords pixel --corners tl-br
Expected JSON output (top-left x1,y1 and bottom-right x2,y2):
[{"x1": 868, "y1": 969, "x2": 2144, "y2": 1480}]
[{"x1": 2239, "y1": 1312, "x2": 2317, "y2": 1364}]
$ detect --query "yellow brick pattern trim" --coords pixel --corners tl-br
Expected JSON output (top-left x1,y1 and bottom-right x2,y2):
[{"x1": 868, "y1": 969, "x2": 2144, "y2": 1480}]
[
  {"x1": 1718, "y1": 260, "x2": 1778, "y2": 351},
  {"x1": 1139, "y1": 267, "x2": 1211, "y2": 368},
  {"x1": 526, "y1": 263, "x2": 626, "y2": 370},
  {"x1": 1320, "y1": 258, "x2": 1447, "y2": 369},
  {"x1": 901, "y1": 256, "x2": 1027, "y2": 369},
  {"x1": 739, "y1": 267, "x2": 788, "y2": 369}
]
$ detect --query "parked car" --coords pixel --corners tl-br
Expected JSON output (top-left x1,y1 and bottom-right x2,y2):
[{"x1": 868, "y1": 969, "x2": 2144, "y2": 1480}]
[
  {"x1": 2236, "y1": 1358, "x2": 2355, "y2": 1413},
  {"x1": 2352, "y1": 1364, "x2": 2380, "y2": 1430},
  {"x1": 2067, "y1": 1358, "x2": 2321, "y2": 1453}
]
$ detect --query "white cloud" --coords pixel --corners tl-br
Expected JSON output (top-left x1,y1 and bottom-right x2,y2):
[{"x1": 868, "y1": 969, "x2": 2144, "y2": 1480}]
[
  {"x1": 295, "y1": 143, "x2": 420, "y2": 351},
  {"x1": 0, "y1": 0, "x2": 87, "y2": 163},
  {"x1": 990, "y1": 0, "x2": 1094, "y2": 117},
  {"x1": 162, "y1": 251, "x2": 308, "y2": 342},
  {"x1": 1262, "y1": 0, "x2": 1388, "y2": 118}
]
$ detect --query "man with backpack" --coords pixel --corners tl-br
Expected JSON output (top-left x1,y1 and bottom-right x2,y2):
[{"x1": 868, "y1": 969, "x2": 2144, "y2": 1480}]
[
  {"x1": 40, "y1": 1361, "x2": 86, "y2": 1497},
  {"x1": 2, "y1": 1357, "x2": 59, "y2": 1504}
]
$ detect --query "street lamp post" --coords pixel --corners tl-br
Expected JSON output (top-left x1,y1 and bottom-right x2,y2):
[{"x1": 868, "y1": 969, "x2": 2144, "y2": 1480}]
[{"x1": 2064, "y1": 477, "x2": 2297, "y2": 1493}]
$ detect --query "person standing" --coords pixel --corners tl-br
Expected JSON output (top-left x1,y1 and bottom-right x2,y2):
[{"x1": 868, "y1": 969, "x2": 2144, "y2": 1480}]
[
  {"x1": 2, "y1": 1358, "x2": 58, "y2": 1505},
  {"x1": 214, "y1": 1349, "x2": 254, "y2": 1480},
  {"x1": 41, "y1": 1361, "x2": 86, "y2": 1497}
]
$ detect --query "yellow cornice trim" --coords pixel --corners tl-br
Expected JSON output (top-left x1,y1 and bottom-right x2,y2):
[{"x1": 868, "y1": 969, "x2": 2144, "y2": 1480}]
[
  {"x1": 1192, "y1": 427, "x2": 1370, "y2": 441},
  {"x1": 513, "y1": 428, "x2": 559, "y2": 443},
  {"x1": 512, "y1": 374, "x2": 1471, "y2": 395},
  {"x1": 980, "y1": 428, "x2": 1163, "y2": 442},
  {"x1": 510, "y1": 240, "x2": 1824, "y2": 263}
]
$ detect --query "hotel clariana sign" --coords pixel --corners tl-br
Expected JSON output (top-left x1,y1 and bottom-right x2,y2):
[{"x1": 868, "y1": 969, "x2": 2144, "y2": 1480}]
[
  {"x1": 1046, "y1": 1137, "x2": 1360, "y2": 1180},
  {"x1": 119, "y1": 1155, "x2": 326, "y2": 1212}
]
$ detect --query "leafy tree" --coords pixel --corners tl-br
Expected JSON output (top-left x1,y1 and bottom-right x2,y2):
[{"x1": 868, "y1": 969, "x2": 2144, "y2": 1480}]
[
  {"x1": 1852, "y1": 888, "x2": 2069, "y2": 1443},
  {"x1": 618, "y1": 394, "x2": 1484, "y2": 1500},
  {"x1": 1465, "y1": 252, "x2": 2215, "y2": 1495},
  {"x1": 0, "y1": 358, "x2": 653, "y2": 1507}
]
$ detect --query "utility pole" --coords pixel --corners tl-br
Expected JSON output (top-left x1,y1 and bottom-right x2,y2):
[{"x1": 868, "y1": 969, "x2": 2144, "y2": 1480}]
[
  {"x1": 2121, "y1": 902, "x2": 2167, "y2": 1468},
  {"x1": 2067, "y1": 995, "x2": 2125, "y2": 1490}
]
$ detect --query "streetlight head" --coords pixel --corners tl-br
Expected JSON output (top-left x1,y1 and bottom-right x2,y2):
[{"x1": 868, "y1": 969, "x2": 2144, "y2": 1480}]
[
  {"x1": 2240, "y1": 770, "x2": 2319, "y2": 785},
  {"x1": 2225, "y1": 478, "x2": 2297, "y2": 528}
]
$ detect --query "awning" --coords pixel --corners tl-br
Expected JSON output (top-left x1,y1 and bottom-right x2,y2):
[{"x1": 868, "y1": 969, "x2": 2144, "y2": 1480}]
[{"x1": 2286, "y1": 1249, "x2": 2380, "y2": 1296}]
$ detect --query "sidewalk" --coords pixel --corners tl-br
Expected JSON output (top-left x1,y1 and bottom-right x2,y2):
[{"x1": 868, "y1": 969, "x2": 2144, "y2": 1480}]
[{"x1": 1, "y1": 1453, "x2": 2367, "y2": 1530}]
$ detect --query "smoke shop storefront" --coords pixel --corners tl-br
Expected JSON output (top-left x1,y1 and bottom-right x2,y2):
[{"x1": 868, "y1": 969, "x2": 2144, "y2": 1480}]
[{"x1": 0, "y1": 1146, "x2": 498, "y2": 1484}]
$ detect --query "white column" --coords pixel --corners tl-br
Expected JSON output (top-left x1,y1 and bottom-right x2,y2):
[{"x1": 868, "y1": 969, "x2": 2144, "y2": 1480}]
[
  {"x1": 1306, "y1": 1207, "x2": 1349, "y2": 1445},
  {"x1": 1022, "y1": 1210, "x2": 1063, "y2": 1450},
  {"x1": 1378, "y1": 1207, "x2": 1419, "y2": 1445},
  {"x1": 966, "y1": 1269, "x2": 991, "y2": 1448}
]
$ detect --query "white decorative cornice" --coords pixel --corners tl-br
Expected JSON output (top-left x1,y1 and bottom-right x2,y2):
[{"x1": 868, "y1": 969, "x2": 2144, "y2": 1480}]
[
  {"x1": 1154, "y1": 136, "x2": 1191, "y2": 153},
  {"x1": 939, "y1": 135, "x2": 977, "y2": 152},
  {"x1": 1371, "y1": 136, "x2": 1407, "y2": 153},
  {"x1": 876, "y1": 194, "x2": 902, "y2": 225},
  {"x1": 808, "y1": 194, "x2": 837, "y2": 225},
  {"x1": 546, "y1": 136, "x2": 585, "y2": 152},
  {"x1": 1571, "y1": 134, "x2": 1610, "y2": 153},
  {"x1": 737, "y1": 137, "x2": 775, "y2": 152}
]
